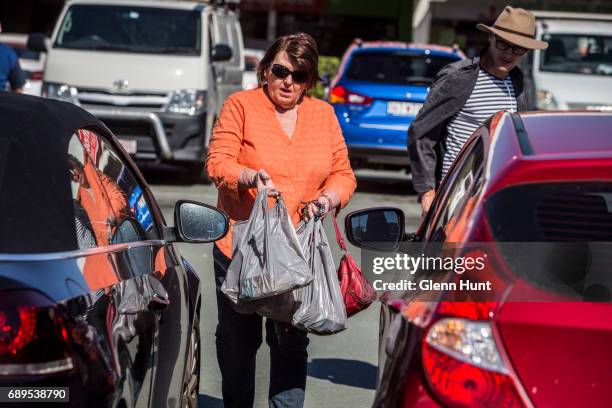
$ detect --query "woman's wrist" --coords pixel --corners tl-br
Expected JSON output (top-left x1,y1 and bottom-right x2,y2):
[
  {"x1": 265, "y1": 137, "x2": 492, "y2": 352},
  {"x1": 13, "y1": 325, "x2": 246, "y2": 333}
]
[
  {"x1": 238, "y1": 168, "x2": 258, "y2": 189},
  {"x1": 320, "y1": 191, "x2": 340, "y2": 209}
]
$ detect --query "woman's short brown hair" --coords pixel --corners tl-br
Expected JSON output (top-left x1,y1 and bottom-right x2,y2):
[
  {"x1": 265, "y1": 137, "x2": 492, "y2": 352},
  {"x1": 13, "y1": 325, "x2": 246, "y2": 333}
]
[{"x1": 257, "y1": 33, "x2": 320, "y2": 91}]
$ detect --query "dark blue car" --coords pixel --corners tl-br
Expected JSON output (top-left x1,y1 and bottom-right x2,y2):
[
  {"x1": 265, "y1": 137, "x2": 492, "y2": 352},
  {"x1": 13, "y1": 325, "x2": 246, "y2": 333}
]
[{"x1": 329, "y1": 41, "x2": 464, "y2": 171}]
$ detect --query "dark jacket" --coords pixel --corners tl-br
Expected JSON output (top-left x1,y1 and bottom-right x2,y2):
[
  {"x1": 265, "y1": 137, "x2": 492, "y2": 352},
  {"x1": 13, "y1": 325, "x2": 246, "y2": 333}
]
[{"x1": 408, "y1": 55, "x2": 526, "y2": 193}]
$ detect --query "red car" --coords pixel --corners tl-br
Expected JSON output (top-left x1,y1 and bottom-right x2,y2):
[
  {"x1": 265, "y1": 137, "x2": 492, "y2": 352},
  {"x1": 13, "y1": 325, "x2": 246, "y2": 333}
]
[{"x1": 345, "y1": 111, "x2": 612, "y2": 407}]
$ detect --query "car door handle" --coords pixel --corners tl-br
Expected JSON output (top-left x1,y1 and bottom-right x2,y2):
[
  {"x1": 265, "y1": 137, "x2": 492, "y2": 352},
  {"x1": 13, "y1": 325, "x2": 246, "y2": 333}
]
[
  {"x1": 147, "y1": 274, "x2": 170, "y2": 311},
  {"x1": 149, "y1": 293, "x2": 170, "y2": 311}
]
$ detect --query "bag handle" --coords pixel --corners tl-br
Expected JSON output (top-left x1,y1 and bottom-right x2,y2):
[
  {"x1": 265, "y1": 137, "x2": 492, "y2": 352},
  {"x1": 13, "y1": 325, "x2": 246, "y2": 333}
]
[{"x1": 331, "y1": 210, "x2": 348, "y2": 252}]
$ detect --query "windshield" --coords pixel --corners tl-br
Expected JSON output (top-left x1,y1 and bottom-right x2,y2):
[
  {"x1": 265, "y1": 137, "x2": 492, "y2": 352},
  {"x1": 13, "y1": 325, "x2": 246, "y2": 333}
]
[
  {"x1": 540, "y1": 33, "x2": 612, "y2": 76},
  {"x1": 54, "y1": 5, "x2": 201, "y2": 56},
  {"x1": 345, "y1": 51, "x2": 459, "y2": 85}
]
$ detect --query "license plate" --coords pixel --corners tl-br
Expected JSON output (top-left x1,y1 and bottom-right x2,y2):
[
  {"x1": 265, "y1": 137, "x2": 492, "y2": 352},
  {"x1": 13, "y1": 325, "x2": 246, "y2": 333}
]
[
  {"x1": 387, "y1": 101, "x2": 423, "y2": 116},
  {"x1": 118, "y1": 138, "x2": 137, "y2": 154}
]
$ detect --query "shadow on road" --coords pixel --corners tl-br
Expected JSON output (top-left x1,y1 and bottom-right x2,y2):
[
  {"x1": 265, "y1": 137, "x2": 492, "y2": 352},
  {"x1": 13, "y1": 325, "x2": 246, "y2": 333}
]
[
  {"x1": 198, "y1": 394, "x2": 224, "y2": 408},
  {"x1": 355, "y1": 173, "x2": 416, "y2": 196},
  {"x1": 308, "y1": 358, "x2": 377, "y2": 390}
]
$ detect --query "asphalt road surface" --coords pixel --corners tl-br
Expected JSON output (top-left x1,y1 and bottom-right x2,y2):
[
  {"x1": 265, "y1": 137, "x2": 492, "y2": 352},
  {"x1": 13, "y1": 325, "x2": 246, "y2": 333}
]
[{"x1": 146, "y1": 168, "x2": 422, "y2": 408}]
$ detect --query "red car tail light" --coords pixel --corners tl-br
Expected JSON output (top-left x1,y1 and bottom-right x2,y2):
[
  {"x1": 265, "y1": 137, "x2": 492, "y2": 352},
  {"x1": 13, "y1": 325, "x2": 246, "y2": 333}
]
[
  {"x1": 423, "y1": 317, "x2": 525, "y2": 408},
  {"x1": 330, "y1": 86, "x2": 373, "y2": 105},
  {"x1": 0, "y1": 290, "x2": 74, "y2": 376}
]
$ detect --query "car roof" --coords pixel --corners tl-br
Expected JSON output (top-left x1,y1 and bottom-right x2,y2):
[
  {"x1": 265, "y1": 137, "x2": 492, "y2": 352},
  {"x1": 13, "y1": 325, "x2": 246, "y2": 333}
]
[
  {"x1": 349, "y1": 40, "x2": 464, "y2": 57},
  {"x1": 479, "y1": 111, "x2": 612, "y2": 195},
  {"x1": 521, "y1": 112, "x2": 612, "y2": 156},
  {"x1": 0, "y1": 94, "x2": 103, "y2": 253}
]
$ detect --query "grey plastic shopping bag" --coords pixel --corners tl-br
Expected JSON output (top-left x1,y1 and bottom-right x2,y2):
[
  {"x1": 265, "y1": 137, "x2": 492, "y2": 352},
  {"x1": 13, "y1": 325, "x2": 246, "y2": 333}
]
[
  {"x1": 222, "y1": 190, "x2": 311, "y2": 302},
  {"x1": 220, "y1": 214, "x2": 294, "y2": 318},
  {"x1": 290, "y1": 218, "x2": 347, "y2": 335}
]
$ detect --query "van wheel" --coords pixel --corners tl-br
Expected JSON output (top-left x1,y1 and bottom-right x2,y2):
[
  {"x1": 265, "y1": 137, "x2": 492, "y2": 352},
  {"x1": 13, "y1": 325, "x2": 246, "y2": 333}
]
[{"x1": 181, "y1": 316, "x2": 200, "y2": 408}]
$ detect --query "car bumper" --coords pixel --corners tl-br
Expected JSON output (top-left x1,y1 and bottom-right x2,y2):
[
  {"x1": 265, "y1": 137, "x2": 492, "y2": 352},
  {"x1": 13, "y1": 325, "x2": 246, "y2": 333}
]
[
  {"x1": 347, "y1": 145, "x2": 410, "y2": 166},
  {"x1": 85, "y1": 106, "x2": 207, "y2": 163},
  {"x1": 336, "y1": 111, "x2": 411, "y2": 167}
]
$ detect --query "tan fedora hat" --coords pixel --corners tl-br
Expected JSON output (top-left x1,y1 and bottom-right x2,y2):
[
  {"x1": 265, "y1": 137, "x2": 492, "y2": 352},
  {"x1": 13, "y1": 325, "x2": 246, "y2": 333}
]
[{"x1": 477, "y1": 6, "x2": 548, "y2": 50}]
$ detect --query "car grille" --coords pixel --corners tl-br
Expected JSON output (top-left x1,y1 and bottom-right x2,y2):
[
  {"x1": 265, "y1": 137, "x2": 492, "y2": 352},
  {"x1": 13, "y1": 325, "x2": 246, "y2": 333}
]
[
  {"x1": 535, "y1": 191, "x2": 612, "y2": 241},
  {"x1": 104, "y1": 119, "x2": 174, "y2": 139},
  {"x1": 75, "y1": 87, "x2": 169, "y2": 109}
]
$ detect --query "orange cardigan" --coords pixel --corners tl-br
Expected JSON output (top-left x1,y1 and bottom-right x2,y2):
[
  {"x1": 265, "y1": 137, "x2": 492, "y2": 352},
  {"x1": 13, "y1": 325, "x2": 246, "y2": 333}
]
[{"x1": 207, "y1": 87, "x2": 357, "y2": 258}]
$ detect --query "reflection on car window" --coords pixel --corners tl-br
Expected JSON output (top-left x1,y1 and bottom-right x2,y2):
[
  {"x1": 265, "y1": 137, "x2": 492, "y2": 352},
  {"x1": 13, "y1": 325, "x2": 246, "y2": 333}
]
[
  {"x1": 428, "y1": 138, "x2": 484, "y2": 242},
  {"x1": 79, "y1": 129, "x2": 159, "y2": 242},
  {"x1": 68, "y1": 133, "x2": 129, "y2": 249}
]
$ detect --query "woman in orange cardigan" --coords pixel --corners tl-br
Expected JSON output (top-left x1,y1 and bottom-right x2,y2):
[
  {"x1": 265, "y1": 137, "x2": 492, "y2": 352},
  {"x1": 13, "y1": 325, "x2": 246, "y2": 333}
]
[{"x1": 207, "y1": 33, "x2": 356, "y2": 408}]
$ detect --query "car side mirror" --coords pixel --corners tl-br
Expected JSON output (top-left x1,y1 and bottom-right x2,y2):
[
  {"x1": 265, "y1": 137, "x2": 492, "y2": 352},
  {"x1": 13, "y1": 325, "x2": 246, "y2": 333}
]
[
  {"x1": 211, "y1": 44, "x2": 232, "y2": 62},
  {"x1": 344, "y1": 207, "x2": 406, "y2": 251},
  {"x1": 173, "y1": 200, "x2": 229, "y2": 243},
  {"x1": 27, "y1": 33, "x2": 48, "y2": 53}
]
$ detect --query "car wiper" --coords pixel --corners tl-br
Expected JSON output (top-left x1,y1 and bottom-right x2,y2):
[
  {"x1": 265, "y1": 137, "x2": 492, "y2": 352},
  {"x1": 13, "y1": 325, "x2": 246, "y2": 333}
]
[
  {"x1": 150, "y1": 47, "x2": 199, "y2": 55},
  {"x1": 61, "y1": 44, "x2": 133, "y2": 52}
]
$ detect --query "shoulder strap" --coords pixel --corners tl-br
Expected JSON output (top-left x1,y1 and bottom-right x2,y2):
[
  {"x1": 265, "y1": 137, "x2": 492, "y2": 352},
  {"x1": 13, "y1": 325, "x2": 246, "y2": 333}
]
[{"x1": 332, "y1": 210, "x2": 348, "y2": 252}]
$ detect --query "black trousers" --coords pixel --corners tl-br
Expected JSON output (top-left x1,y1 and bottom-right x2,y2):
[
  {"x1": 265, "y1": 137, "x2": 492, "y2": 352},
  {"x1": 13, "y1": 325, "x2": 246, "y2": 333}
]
[{"x1": 213, "y1": 245, "x2": 310, "y2": 408}]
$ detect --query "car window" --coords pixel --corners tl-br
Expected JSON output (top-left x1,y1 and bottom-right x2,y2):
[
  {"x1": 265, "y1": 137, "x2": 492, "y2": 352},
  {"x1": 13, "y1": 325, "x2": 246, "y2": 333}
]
[
  {"x1": 76, "y1": 129, "x2": 159, "y2": 243},
  {"x1": 540, "y1": 33, "x2": 612, "y2": 76},
  {"x1": 345, "y1": 51, "x2": 459, "y2": 85},
  {"x1": 55, "y1": 5, "x2": 201, "y2": 56},
  {"x1": 426, "y1": 137, "x2": 485, "y2": 242},
  {"x1": 207, "y1": 14, "x2": 214, "y2": 54},
  {"x1": 68, "y1": 133, "x2": 124, "y2": 249},
  {"x1": 228, "y1": 20, "x2": 243, "y2": 67},
  {"x1": 213, "y1": 13, "x2": 229, "y2": 46}
]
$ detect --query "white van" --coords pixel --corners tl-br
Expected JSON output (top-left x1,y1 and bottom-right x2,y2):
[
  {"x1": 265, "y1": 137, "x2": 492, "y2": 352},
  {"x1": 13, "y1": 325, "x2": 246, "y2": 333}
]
[
  {"x1": 524, "y1": 11, "x2": 612, "y2": 111},
  {"x1": 29, "y1": 0, "x2": 244, "y2": 176}
]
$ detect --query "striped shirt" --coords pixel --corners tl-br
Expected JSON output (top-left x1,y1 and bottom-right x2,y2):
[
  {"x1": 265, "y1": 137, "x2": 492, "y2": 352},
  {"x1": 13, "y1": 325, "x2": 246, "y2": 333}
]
[{"x1": 442, "y1": 68, "x2": 517, "y2": 176}]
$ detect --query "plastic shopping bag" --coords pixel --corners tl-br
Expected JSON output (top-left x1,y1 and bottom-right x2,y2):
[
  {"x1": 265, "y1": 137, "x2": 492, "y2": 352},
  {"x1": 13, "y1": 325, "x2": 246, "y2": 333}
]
[
  {"x1": 220, "y1": 215, "x2": 296, "y2": 320},
  {"x1": 291, "y1": 218, "x2": 347, "y2": 335},
  {"x1": 222, "y1": 190, "x2": 311, "y2": 302}
]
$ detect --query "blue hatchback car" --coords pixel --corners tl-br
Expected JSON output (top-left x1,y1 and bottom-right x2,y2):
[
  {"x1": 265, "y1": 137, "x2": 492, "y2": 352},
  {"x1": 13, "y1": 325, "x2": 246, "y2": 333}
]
[{"x1": 330, "y1": 41, "x2": 464, "y2": 171}]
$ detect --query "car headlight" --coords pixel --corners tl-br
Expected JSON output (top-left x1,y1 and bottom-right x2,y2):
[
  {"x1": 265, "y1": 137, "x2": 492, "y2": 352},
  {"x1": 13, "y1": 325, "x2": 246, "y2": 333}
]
[
  {"x1": 165, "y1": 90, "x2": 206, "y2": 115},
  {"x1": 42, "y1": 82, "x2": 79, "y2": 105},
  {"x1": 536, "y1": 89, "x2": 558, "y2": 110}
]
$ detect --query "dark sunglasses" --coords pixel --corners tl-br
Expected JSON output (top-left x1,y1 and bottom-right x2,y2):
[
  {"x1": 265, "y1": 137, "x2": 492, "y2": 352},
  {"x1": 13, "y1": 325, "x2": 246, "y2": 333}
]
[
  {"x1": 271, "y1": 64, "x2": 309, "y2": 84},
  {"x1": 494, "y1": 37, "x2": 528, "y2": 56}
]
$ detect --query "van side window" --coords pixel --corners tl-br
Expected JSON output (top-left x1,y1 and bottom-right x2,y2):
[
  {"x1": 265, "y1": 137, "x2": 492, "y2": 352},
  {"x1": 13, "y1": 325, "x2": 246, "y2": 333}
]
[
  {"x1": 208, "y1": 14, "x2": 214, "y2": 52},
  {"x1": 228, "y1": 20, "x2": 243, "y2": 67}
]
